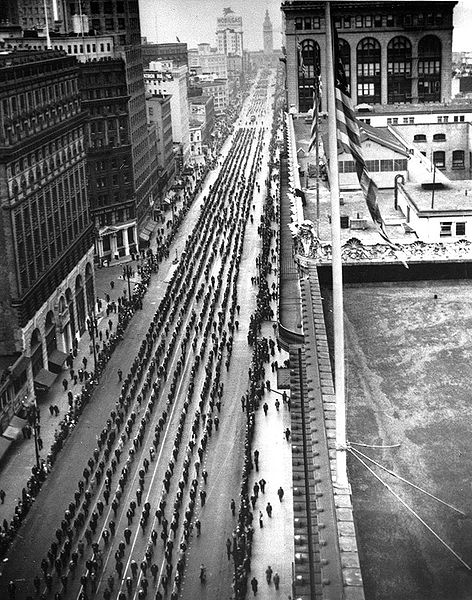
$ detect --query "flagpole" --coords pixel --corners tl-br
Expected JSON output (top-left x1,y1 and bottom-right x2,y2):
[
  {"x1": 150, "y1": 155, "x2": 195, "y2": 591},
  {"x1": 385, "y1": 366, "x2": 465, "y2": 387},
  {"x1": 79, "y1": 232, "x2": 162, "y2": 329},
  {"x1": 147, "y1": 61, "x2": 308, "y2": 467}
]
[
  {"x1": 315, "y1": 99, "x2": 320, "y2": 238},
  {"x1": 325, "y1": 1, "x2": 348, "y2": 489}
]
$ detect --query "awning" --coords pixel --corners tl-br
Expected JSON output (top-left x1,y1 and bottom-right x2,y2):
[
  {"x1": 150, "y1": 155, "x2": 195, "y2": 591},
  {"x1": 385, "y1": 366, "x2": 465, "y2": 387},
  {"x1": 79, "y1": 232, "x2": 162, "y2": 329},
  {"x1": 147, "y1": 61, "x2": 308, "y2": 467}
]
[
  {"x1": 34, "y1": 368, "x2": 57, "y2": 392},
  {"x1": 3, "y1": 415, "x2": 28, "y2": 441},
  {"x1": 139, "y1": 218, "x2": 158, "y2": 242},
  {"x1": 48, "y1": 349, "x2": 68, "y2": 371},
  {"x1": 0, "y1": 436, "x2": 12, "y2": 462}
]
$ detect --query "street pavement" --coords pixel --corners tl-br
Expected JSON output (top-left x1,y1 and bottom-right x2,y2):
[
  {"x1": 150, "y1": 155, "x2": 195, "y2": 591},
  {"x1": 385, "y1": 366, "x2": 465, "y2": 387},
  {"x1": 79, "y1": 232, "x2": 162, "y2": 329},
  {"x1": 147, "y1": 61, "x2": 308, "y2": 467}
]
[{"x1": 0, "y1": 67, "x2": 295, "y2": 600}]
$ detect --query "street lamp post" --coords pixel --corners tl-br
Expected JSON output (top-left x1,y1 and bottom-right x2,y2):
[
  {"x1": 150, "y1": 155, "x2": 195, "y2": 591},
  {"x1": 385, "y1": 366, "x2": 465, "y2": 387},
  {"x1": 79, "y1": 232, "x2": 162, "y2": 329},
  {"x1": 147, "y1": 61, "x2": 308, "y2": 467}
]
[
  {"x1": 87, "y1": 312, "x2": 98, "y2": 372},
  {"x1": 122, "y1": 264, "x2": 133, "y2": 304},
  {"x1": 31, "y1": 398, "x2": 40, "y2": 470}
]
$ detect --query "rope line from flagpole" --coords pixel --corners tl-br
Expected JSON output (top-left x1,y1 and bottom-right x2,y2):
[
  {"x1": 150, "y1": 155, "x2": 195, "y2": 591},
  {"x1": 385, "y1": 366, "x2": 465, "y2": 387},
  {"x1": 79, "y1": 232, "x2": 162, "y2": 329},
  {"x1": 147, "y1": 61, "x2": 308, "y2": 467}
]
[
  {"x1": 349, "y1": 441, "x2": 402, "y2": 449},
  {"x1": 348, "y1": 448, "x2": 472, "y2": 571},
  {"x1": 349, "y1": 445, "x2": 466, "y2": 516}
]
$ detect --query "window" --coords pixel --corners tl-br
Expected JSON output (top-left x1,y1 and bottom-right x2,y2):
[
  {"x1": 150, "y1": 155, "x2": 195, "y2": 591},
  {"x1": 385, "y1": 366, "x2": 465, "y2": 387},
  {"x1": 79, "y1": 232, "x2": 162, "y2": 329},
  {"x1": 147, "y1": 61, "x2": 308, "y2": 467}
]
[
  {"x1": 440, "y1": 222, "x2": 452, "y2": 237},
  {"x1": 343, "y1": 17, "x2": 351, "y2": 28},
  {"x1": 409, "y1": 117, "x2": 414, "y2": 124},
  {"x1": 456, "y1": 222, "x2": 466, "y2": 236},
  {"x1": 295, "y1": 17, "x2": 303, "y2": 30},
  {"x1": 414, "y1": 134, "x2": 427, "y2": 142},
  {"x1": 365, "y1": 159, "x2": 380, "y2": 171},
  {"x1": 313, "y1": 17, "x2": 320, "y2": 29},
  {"x1": 433, "y1": 151, "x2": 445, "y2": 168},
  {"x1": 380, "y1": 159, "x2": 394, "y2": 171},
  {"x1": 452, "y1": 150, "x2": 465, "y2": 169},
  {"x1": 433, "y1": 133, "x2": 446, "y2": 142},
  {"x1": 364, "y1": 15, "x2": 372, "y2": 27},
  {"x1": 374, "y1": 15, "x2": 382, "y2": 27},
  {"x1": 356, "y1": 16, "x2": 363, "y2": 27},
  {"x1": 460, "y1": 115, "x2": 465, "y2": 122},
  {"x1": 304, "y1": 17, "x2": 312, "y2": 29},
  {"x1": 394, "y1": 159, "x2": 408, "y2": 170}
]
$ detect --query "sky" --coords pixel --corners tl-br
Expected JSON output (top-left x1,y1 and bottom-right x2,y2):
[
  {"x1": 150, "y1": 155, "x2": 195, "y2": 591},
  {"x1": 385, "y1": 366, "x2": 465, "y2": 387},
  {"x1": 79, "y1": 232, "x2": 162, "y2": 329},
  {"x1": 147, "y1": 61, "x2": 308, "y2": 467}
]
[{"x1": 139, "y1": 1, "x2": 472, "y2": 52}]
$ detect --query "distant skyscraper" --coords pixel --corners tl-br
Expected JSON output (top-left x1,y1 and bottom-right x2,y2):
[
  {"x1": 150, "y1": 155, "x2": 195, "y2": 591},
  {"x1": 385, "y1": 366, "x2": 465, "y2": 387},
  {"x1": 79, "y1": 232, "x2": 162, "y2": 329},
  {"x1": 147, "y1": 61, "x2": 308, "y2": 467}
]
[
  {"x1": 263, "y1": 9, "x2": 273, "y2": 54},
  {"x1": 216, "y1": 7, "x2": 243, "y2": 57}
]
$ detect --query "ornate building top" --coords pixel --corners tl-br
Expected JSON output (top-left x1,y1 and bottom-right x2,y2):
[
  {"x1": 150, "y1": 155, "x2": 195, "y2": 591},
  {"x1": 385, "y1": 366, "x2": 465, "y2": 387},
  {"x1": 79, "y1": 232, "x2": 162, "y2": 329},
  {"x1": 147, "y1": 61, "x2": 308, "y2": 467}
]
[{"x1": 295, "y1": 220, "x2": 472, "y2": 264}]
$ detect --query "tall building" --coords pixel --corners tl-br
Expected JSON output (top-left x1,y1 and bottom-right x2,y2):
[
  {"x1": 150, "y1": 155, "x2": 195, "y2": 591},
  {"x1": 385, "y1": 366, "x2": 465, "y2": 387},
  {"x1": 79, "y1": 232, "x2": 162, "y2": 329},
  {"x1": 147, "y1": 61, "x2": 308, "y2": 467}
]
[
  {"x1": 263, "y1": 9, "x2": 273, "y2": 55},
  {"x1": 144, "y1": 60, "x2": 190, "y2": 162},
  {"x1": 188, "y1": 44, "x2": 228, "y2": 79},
  {"x1": 281, "y1": 1, "x2": 457, "y2": 112},
  {"x1": 63, "y1": 0, "x2": 156, "y2": 257},
  {"x1": 65, "y1": 0, "x2": 141, "y2": 46},
  {"x1": 216, "y1": 7, "x2": 243, "y2": 57},
  {"x1": 0, "y1": 50, "x2": 94, "y2": 430},
  {"x1": 146, "y1": 94, "x2": 175, "y2": 213},
  {"x1": 1, "y1": 0, "x2": 67, "y2": 32}
]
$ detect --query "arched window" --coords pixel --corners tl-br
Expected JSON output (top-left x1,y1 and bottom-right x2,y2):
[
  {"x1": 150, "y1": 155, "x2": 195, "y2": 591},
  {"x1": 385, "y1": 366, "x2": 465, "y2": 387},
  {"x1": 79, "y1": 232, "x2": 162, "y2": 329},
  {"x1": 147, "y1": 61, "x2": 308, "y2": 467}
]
[
  {"x1": 413, "y1": 134, "x2": 427, "y2": 142},
  {"x1": 85, "y1": 262, "x2": 94, "y2": 312},
  {"x1": 297, "y1": 39, "x2": 321, "y2": 112},
  {"x1": 30, "y1": 328, "x2": 43, "y2": 377},
  {"x1": 75, "y1": 274, "x2": 86, "y2": 334},
  {"x1": 433, "y1": 133, "x2": 446, "y2": 141},
  {"x1": 452, "y1": 150, "x2": 465, "y2": 169},
  {"x1": 45, "y1": 310, "x2": 57, "y2": 354},
  {"x1": 357, "y1": 38, "x2": 381, "y2": 104},
  {"x1": 418, "y1": 36, "x2": 441, "y2": 102},
  {"x1": 387, "y1": 37, "x2": 412, "y2": 103},
  {"x1": 338, "y1": 39, "x2": 351, "y2": 94},
  {"x1": 433, "y1": 150, "x2": 445, "y2": 168}
]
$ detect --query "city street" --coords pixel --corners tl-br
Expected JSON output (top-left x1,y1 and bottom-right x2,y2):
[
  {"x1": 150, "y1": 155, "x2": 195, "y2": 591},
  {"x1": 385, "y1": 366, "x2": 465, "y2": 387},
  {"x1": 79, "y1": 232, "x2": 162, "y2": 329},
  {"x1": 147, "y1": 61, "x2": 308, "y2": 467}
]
[{"x1": 0, "y1": 68, "x2": 293, "y2": 600}]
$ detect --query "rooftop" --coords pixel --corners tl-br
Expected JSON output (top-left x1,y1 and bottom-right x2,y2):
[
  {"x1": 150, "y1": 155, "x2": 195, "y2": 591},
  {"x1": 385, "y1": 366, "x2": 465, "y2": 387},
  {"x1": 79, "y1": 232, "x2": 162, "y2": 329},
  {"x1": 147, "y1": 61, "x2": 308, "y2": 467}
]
[{"x1": 292, "y1": 117, "x2": 472, "y2": 247}]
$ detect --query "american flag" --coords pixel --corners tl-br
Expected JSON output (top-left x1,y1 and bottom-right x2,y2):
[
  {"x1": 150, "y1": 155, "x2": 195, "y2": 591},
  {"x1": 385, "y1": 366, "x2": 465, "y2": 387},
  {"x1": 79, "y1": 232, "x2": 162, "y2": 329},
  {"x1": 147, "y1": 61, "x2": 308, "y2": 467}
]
[
  {"x1": 332, "y1": 23, "x2": 383, "y2": 229},
  {"x1": 297, "y1": 41, "x2": 308, "y2": 78},
  {"x1": 308, "y1": 71, "x2": 321, "y2": 153}
]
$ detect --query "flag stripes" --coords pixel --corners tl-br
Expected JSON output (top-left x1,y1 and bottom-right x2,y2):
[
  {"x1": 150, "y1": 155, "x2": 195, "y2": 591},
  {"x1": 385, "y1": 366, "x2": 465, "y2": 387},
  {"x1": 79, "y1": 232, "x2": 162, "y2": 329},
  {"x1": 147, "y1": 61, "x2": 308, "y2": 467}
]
[{"x1": 332, "y1": 22, "x2": 384, "y2": 228}]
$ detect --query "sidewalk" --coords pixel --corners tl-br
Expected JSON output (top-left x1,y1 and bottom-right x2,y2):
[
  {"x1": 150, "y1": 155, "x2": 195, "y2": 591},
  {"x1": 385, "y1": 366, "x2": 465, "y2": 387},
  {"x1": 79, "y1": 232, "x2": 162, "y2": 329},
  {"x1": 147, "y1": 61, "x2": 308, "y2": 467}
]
[
  {"x1": 0, "y1": 151, "x2": 226, "y2": 549},
  {"x1": 0, "y1": 261, "x2": 138, "y2": 533}
]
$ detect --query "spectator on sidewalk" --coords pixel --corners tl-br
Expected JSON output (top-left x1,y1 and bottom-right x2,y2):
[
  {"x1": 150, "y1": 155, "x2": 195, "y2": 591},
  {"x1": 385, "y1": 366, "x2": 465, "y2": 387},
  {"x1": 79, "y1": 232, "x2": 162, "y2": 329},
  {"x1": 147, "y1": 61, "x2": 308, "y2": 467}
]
[
  {"x1": 273, "y1": 572, "x2": 280, "y2": 589},
  {"x1": 265, "y1": 565, "x2": 273, "y2": 584},
  {"x1": 277, "y1": 486, "x2": 284, "y2": 502},
  {"x1": 250, "y1": 577, "x2": 258, "y2": 595},
  {"x1": 0, "y1": 489, "x2": 5, "y2": 504},
  {"x1": 259, "y1": 478, "x2": 266, "y2": 493}
]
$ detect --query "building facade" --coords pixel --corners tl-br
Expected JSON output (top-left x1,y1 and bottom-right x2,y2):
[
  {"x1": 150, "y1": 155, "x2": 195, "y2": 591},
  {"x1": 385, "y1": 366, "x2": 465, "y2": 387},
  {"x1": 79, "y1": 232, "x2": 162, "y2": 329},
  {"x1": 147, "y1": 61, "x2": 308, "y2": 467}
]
[
  {"x1": 263, "y1": 9, "x2": 274, "y2": 55},
  {"x1": 198, "y1": 78, "x2": 229, "y2": 115},
  {"x1": 188, "y1": 95, "x2": 215, "y2": 146},
  {"x1": 0, "y1": 50, "x2": 94, "y2": 429},
  {"x1": 281, "y1": 1, "x2": 457, "y2": 113},
  {"x1": 189, "y1": 120, "x2": 204, "y2": 159},
  {"x1": 146, "y1": 94, "x2": 175, "y2": 210},
  {"x1": 141, "y1": 42, "x2": 188, "y2": 68},
  {"x1": 216, "y1": 8, "x2": 243, "y2": 57},
  {"x1": 189, "y1": 44, "x2": 228, "y2": 79},
  {"x1": 144, "y1": 60, "x2": 190, "y2": 161}
]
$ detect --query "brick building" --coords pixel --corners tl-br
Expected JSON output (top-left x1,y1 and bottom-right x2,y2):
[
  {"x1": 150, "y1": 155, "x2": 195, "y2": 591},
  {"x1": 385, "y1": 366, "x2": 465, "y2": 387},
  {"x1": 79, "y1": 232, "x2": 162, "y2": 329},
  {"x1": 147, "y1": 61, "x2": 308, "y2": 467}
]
[
  {"x1": 0, "y1": 50, "x2": 94, "y2": 430},
  {"x1": 281, "y1": 1, "x2": 457, "y2": 113}
]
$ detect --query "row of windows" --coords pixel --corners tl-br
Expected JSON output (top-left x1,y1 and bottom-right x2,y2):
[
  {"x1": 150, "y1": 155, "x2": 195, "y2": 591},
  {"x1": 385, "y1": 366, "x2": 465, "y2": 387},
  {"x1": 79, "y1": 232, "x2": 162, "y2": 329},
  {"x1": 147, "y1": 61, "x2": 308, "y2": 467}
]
[
  {"x1": 440, "y1": 222, "x2": 466, "y2": 237},
  {"x1": 413, "y1": 133, "x2": 447, "y2": 142},
  {"x1": 298, "y1": 35, "x2": 441, "y2": 108},
  {"x1": 295, "y1": 12, "x2": 445, "y2": 31},
  {"x1": 432, "y1": 150, "x2": 466, "y2": 169},
  {"x1": 339, "y1": 158, "x2": 408, "y2": 173}
]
